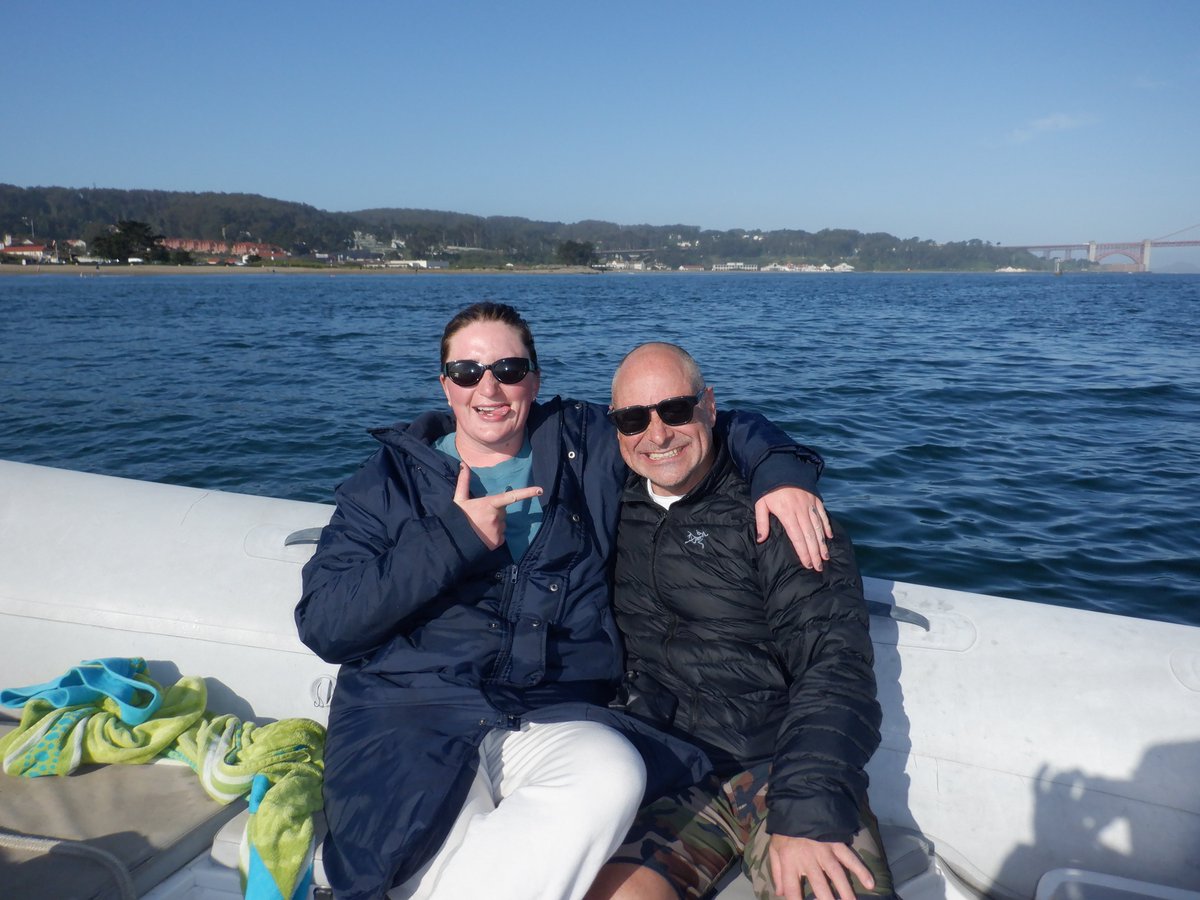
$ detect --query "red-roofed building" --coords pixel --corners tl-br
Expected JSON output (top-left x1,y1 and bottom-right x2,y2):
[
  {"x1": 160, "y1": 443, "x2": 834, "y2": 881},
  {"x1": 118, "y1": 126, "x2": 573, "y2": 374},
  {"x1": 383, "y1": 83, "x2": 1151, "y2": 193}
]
[{"x1": 1, "y1": 242, "x2": 53, "y2": 262}]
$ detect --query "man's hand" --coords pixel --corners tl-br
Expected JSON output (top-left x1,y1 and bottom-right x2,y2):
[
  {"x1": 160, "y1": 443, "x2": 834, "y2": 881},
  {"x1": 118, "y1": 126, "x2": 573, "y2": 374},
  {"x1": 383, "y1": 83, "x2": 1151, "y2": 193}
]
[
  {"x1": 754, "y1": 488, "x2": 832, "y2": 571},
  {"x1": 769, "y1": 834, "x2": 874, "y2": 900},
  {"x1": 453, "y1": 463, "x2": 542, "y2": 550}
]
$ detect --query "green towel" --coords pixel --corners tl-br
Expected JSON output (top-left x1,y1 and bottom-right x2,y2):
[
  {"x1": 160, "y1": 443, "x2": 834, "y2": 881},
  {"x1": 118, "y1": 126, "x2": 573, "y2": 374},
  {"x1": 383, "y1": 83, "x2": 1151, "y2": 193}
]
[
  {"x1": 0, "y1": 675, "x2": 206, "y2": 775},
  {"x1": 170, "y1": 712, "x2": 326, "y2": 898},
  {"x1": 1, "y1": 663, "x2": 325, "y2": 900},
  {"x1": 168, "y1": 713, "x2": 325, "y2": 804},
  {"x1": 242, "y1": 763, "x2": 324, "y2": 899}
]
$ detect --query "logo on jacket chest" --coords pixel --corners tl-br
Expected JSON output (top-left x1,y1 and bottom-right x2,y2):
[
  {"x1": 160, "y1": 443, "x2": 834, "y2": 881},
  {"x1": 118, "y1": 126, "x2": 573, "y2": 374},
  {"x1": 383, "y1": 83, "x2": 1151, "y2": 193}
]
[{"x1": 683, "y1": 529, "x2": 709, "y2": 550}]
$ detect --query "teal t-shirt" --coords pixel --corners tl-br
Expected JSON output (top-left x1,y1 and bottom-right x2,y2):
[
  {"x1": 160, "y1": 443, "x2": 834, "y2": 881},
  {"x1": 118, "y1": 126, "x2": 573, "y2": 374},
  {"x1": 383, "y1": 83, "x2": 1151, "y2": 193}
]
[{"x1": 433, "y1": 433, "x2": 543, "y2": 560}]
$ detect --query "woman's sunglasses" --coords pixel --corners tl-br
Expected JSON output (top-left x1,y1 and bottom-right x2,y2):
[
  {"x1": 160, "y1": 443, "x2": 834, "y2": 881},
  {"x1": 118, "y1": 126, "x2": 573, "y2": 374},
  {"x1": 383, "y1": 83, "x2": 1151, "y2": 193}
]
[
  {"x1": 441, "y1": 357, "x2": 538, "y2": 388},
  {"x1": 607, "y1": 389, "x2": 707, "y2": 436}
]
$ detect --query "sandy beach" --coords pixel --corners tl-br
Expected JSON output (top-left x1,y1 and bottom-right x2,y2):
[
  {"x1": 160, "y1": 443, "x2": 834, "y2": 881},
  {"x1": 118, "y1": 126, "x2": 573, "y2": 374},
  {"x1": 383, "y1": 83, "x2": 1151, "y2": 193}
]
[{"x1": 0, "y1": 264, "x2": 600, "y2": 277}]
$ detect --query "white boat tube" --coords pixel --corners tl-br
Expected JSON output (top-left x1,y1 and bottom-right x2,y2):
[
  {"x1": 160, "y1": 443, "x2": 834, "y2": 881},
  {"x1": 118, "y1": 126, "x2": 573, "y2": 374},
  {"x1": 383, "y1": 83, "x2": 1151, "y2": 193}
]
[{"x1": 1, "y1": 459, "x2": 1198, "y2": 898}]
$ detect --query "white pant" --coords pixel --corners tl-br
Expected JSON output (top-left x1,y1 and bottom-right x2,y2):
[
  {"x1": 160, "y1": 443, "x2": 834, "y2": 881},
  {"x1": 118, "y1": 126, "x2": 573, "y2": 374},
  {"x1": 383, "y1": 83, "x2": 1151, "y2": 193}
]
[{"x1": 389, "y1": 719, "x2": 647, "y2": 900}]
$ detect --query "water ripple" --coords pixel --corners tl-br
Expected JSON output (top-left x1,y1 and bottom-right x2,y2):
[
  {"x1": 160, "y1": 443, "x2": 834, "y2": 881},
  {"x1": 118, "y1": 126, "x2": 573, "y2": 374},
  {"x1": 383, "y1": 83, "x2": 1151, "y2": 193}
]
[{"x1": 3, "y1": 272, "x2": 1198, "y2": 625}]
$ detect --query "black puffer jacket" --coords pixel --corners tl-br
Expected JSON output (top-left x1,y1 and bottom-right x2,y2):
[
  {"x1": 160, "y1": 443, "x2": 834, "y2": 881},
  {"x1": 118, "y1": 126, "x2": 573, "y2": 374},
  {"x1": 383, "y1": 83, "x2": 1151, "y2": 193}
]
[{"x1": 613, "y1": 443, "x2": 881, "y2": 842}]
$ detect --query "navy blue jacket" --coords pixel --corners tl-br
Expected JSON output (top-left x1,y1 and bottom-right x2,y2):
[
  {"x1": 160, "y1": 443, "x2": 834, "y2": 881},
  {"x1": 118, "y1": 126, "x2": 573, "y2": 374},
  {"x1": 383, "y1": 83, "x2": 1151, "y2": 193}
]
[{"x1": 295, "y1": 397, "x2": 823, "y2": 899}]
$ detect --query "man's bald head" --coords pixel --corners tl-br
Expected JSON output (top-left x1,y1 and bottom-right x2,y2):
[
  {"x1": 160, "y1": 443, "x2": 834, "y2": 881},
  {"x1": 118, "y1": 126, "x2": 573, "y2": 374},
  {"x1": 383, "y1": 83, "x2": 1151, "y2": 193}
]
[{"x1": 610, "y1": 342, "x2": 716, "y2": 497}]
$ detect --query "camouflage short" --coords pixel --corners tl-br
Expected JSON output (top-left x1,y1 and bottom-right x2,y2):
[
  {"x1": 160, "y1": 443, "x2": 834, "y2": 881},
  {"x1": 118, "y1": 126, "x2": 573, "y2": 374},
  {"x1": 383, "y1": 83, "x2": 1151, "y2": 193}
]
[{"x1": 608, "y1": 763, "x2": 895, "y2": 900}]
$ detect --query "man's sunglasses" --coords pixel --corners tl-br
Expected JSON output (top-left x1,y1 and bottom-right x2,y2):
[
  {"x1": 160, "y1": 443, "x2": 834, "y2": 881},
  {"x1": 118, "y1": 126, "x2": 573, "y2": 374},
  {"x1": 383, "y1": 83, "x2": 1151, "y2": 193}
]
[
  {"x1": 442, "y1": 357, "x2": 538, "y2": 388},
  {"x1": 607, "y1": 389, "x2": 707, "y2": 436}
]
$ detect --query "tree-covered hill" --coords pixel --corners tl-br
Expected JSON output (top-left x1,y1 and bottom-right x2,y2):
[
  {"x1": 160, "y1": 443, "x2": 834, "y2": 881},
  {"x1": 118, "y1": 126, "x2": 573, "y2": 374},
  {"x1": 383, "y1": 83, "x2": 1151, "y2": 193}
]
[
  {"x1": 0, "y1": 184, "x2": 1047, "y2": 271},
  {"x1": 0, "y1": 184, "x2": 352, "y2": 255}
]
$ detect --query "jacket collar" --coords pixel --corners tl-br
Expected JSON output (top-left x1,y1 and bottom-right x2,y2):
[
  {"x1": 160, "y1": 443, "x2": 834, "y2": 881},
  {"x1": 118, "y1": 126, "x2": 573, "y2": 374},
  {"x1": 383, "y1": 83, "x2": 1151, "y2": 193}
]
[{"x1": 527, "y1": 397, "x2": 565, "y2": 500}]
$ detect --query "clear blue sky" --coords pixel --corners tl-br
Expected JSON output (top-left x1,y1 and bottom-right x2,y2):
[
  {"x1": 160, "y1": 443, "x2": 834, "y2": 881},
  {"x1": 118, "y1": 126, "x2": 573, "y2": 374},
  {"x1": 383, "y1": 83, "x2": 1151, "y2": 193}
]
[{"x1": 4, "y1": 1, "x2": 1199, "y2": 265}]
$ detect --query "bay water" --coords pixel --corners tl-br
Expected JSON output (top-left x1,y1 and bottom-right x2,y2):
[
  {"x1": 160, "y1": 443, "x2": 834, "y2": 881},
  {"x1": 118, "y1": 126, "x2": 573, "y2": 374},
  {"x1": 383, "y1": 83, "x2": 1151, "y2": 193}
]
[{"x1": 3, "y1": 272, "x2": 1197, "y2": 625}]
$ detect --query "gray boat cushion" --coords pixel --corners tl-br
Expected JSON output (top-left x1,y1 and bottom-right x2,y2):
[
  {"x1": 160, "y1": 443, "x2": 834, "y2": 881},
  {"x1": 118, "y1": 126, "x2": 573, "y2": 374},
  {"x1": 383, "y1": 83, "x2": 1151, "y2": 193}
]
[{"x1": 0, "y1": 719, "x2": 245, "y2": 900}]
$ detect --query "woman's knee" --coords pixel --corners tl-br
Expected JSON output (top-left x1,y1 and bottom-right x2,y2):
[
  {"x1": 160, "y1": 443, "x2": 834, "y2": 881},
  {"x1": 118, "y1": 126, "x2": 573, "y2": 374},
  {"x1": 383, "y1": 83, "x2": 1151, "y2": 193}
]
[
  {"x1": 520, "y1": 721, "x2": 647, "y2": 820},
  {"x1": 575, "y1": 726, "x2": 648, "y2": 828}
]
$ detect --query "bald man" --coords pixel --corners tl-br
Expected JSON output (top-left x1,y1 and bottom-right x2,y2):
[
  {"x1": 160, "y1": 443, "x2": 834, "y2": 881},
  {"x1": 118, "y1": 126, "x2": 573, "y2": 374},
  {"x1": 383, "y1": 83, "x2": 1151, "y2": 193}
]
[{"x1": 587, "y1": 343, "x2": 894, "y2": 900}]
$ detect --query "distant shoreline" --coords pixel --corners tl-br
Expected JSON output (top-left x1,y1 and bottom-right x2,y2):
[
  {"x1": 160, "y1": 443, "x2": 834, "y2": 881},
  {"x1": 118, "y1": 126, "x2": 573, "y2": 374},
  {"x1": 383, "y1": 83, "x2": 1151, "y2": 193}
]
[
  {"x1": 1, "y1": 264, "x2": 1189, "y2": 277},
  {"x1": 0, "y1": 264, "x2": 602, "y2": 277}
]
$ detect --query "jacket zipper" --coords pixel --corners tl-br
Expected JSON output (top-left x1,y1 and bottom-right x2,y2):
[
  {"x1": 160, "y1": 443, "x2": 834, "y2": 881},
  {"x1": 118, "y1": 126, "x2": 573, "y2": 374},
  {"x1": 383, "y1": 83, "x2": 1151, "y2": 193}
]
[
  {"x1": 649, "y1": 511, "x2": 684, "y2": 726},
  {"x1": 489, "y1": 563, "x2": 520, "y2": 682}
]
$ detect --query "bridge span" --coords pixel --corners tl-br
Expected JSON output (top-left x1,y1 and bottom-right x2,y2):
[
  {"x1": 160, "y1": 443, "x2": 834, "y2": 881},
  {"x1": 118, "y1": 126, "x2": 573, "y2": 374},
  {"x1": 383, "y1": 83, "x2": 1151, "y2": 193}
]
[{"x1": 1004, "y1": 226, "x2": 1200, "y2": 271}]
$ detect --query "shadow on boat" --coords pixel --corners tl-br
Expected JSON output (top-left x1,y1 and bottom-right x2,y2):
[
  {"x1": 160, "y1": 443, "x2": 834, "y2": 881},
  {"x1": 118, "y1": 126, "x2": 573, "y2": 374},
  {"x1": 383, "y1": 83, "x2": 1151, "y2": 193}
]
[
  {"x1": 147, "y1": 660, "x2": 261, "y2": 724},
  {"x1": 991, "y1": 740, "x2": 1200, "y2": 897}
]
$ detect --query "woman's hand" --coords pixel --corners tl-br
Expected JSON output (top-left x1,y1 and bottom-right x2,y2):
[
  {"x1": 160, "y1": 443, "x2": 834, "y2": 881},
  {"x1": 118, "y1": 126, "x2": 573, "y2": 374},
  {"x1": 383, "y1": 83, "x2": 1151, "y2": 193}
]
[
  {"x1": 453, "y1": 463, "x2": 543, "y2": 550},
  {"x1": 754, "y1": 488, "x2": 833, "y2": 571}
]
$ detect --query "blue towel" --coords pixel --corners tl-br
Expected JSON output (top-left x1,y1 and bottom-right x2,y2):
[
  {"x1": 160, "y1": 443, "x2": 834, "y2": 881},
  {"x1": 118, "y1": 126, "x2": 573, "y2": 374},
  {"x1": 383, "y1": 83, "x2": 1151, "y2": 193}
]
[
  {"x1": 0, "y1": 657, "x2": 162, "y2": 726},
  {"x1": 241, "y1": 773, "x2": 315, "y2": 900}
]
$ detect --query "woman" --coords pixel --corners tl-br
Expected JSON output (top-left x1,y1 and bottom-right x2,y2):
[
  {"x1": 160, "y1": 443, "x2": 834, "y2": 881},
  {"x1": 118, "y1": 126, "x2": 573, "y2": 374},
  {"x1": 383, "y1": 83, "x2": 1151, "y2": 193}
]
[{"x1": 295, "y1": 302, "x2": 828, "y2": 900}]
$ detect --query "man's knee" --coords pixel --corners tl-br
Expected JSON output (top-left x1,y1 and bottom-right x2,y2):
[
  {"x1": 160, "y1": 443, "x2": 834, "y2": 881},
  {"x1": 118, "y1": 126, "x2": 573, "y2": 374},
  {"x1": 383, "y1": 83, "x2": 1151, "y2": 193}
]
[{"x1": 585, "y1": 862, "x2": 677, "y2": 900}]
